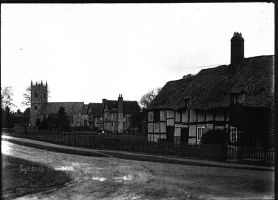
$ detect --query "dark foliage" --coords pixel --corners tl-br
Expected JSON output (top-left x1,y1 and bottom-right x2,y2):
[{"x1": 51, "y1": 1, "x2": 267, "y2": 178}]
[
  {"x1": 57, "y1": 107, "x2": 71, "y2": 131},
  {"x1": 201, "y1": 129, "x2": 229, "y2": 145},
  {"x1": 230, "y1": 105, "x2": 272, "y2": 147},
  {"x1": 1, "y1": 107, "x2": 17, "y2": 128},
  {"x1": 38, "y1": 107, "x2": 71, "y2": 131},
  {"x1": 72, "y1": 126, "x2": 90, "y2": 131}
]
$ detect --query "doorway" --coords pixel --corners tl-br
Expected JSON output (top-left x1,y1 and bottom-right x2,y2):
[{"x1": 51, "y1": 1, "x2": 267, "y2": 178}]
[
  {"x1": 166, "y1": 126, "x2": 174, "y2": 142},
  {"x1": 180, "y1": 127, "x2": 189, "y2": 146}
]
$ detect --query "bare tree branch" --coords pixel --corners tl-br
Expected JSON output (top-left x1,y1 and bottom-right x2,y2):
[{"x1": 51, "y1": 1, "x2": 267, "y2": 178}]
[
  {"x1": 1, "y1": 86, "x2": 15, "y2": 110},
  {"x1": 140, "y1": 87, "x2": 161, "y2": 109}
]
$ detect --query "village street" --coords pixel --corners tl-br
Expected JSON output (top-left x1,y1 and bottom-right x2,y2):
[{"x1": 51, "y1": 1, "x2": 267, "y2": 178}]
[{"x1": 2, "y1": 139, "x2": 274, "y2": 200}]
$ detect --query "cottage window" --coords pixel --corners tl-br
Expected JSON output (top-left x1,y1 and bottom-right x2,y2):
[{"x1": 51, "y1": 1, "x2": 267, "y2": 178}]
[
  {"x1": 184, "y1": 98, "x2": 190, "y2": 107},
  {"x1": 230, "y1": 127, "x2": 238, "y2": 143},
  {"x1": 197, "y1": 127, "x2": 205, "y2": 142},
  {"x1": 232, "y1": 93, "x2": 246, "y2": 104}
]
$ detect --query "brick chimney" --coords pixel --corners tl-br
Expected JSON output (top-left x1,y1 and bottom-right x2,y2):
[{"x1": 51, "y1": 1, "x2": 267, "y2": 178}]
[
  {"x1": 118, "y1": 94, "x2": 124, "y2": 133},
  {"x1": 231, "y1": 32, "x2": 244, "y2": 66}
]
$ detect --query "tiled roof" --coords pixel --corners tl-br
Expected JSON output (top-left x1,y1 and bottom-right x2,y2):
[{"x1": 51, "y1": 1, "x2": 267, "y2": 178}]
[
  {"x1": 104, "y1": 99, "x2": 141, "y2": 114},
  {"x1": 82, "y1": 104, "x2": 89, "y2": 114},
  {"x1": 123, "y1": 101, "x2": 141, "y2": 114},
  {"x1": 41, "y1": 102, "x2": 84, "y2": 116},
  {"x1": 88, "y1": 103, "x2": 103, "y2": 116}
]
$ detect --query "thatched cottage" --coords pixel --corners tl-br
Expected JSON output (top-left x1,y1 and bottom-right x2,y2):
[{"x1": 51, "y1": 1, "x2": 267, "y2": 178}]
[{"x1": 147, "y1": 33, "x2": 274, "y2": 147}]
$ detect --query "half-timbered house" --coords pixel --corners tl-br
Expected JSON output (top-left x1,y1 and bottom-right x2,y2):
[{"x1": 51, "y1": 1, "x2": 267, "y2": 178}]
[{"x1": 147, "y1": 33, "x2": 274, "y2": 146}]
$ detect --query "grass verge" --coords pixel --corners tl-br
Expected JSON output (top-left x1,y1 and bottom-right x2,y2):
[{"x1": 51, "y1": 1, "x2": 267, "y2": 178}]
[{"x1": 2, "y1": 155, "x2": 71, "y2": 200}]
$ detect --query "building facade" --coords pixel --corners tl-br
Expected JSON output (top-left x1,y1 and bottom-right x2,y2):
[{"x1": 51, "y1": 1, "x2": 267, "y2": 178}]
[
  {"x1": 147, "y1": 33, "x2": 274, "y2": 146},
  {"x1": 30, "y1": 85, "x2": 141, "y2": 133},
  {"x1": 30, "y1": 81, "x2": 85, "y2": 128},
  {"x1": 90, "y1": 95, "x2": 141, "y2": 133}
]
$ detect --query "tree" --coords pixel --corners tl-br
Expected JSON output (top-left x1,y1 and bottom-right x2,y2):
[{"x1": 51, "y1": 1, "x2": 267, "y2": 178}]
[
  {"x1": 57, "y1": 107, "x2": 71, "y2": 131},
  {"x1": 22, "y1": 86, "x2": 31, "y2": 107},
  {"x1": 21, "y1": 84, "x2": 50, "y2": 107},
  {"x1": 1, "y1": 86, "x2": 15, "y2": 110},
  {"x1": 46, "y1": 113, "x2": 58, "y2": 130},
  {"x1": 140, "y1": 87, "x2": 161, "y2": 108}
]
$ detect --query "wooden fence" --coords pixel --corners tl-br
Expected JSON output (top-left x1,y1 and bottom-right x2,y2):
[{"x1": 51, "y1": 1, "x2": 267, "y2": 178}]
[
  {"x1": 227, "y1": 145, "x2": 274, "y2": 165},
  {"x1": 2, "y1": 128, "x2": 274, "y2": 165}
]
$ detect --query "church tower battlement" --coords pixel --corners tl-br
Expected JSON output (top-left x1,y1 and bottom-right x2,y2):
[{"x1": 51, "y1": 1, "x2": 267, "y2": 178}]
[{"x1": 30, "y1": 80, "x2": 48, "y2": 127}]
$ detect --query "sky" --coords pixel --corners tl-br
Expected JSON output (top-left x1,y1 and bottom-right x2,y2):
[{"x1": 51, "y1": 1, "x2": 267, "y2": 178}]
[{"x1": 1, "y1": 3, "x2": 274, "y2": 111}]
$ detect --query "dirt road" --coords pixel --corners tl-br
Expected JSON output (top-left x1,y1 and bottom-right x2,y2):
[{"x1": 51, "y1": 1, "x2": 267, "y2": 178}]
[{"x1": 2, "y1": 140, "x2": 274, "y2": 200}]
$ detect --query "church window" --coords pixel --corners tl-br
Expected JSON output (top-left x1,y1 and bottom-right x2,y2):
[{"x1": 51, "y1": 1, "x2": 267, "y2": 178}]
[
  {"x1": 35, "y1": 93, "x2": 38, "y2": 98},
  {"x1": 34, "y1": 106, "x2": 38, "y2": 110},
  {"x1": 44, "y1": 93, "x2": 46, "y2": 98}
]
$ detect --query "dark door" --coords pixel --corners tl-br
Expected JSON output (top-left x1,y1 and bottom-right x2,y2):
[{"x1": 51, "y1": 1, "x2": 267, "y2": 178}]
[
  {"x1": 166, "y1": 126, "x2": 174, "y2": 142},
  {"x1": 36, "y1": 119, "x2": 41, "y2": 127},
  {"x1": 180, "y1": 128, "x2": 189, "y2": 146}
]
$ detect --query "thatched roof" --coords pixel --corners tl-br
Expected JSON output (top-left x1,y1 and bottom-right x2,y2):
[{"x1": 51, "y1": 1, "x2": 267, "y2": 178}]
[
  {"x1": 41, "y1": 102, "x2": 84, "y2": 116},
  {"x1": 148, "y1": 55, "x2": 274, "y2": 110}
]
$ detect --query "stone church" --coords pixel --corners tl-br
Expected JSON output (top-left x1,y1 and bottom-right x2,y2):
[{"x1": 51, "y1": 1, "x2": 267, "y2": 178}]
[
  {"x1": 30, "y1": 81, "x2": 84, "y2": 127},
  {"x1": 30, "y1": 81, "x2": 141, "y2": 133}
]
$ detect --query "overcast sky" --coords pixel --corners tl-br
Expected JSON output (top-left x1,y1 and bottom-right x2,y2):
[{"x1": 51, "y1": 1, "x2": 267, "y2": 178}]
[{"x1": 1, "y1": 3, "x2": 274, "y2": 111}]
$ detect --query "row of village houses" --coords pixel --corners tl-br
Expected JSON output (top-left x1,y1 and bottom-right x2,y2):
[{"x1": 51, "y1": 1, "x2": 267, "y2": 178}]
[{"x1": 30, "y1": 32, "x2": 274, "y2": 146}]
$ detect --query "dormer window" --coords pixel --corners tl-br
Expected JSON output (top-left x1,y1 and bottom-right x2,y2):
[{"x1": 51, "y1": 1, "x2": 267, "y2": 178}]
[
  {"x1": 231, "y1": 92, "x2": 246, "y2": 105},
  {"x1": 184, "y1": 97, "x2": 190, "y2": 108}
]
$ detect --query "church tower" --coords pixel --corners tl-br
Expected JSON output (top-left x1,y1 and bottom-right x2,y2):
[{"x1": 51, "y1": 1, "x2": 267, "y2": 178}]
[
  {"x1": 30, "y1": 81, "x2": 48, "y2": 127},
  {"x1": 231, "y1": 32, "x2": 244, "y2": 66}
]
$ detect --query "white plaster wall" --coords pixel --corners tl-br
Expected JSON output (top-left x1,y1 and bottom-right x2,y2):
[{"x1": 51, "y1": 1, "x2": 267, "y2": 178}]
[
  {"x1": 181, "y1": 110, "x2": 189, "y2": 123},
  {"x1": 160, "y1": 110, "x2": 166, "y2": 121},
  {"x1": 148, "y1": 123, "x2": 153, "y2": 133},
  {"x1": 174, "y1": 127, "x2": 181, "y2": 136},
  {"x1": 198, "y1": 111, "x2": 205, "y2": 122},
  {"x1": 189, "y1": 125, "x2": 196, "y2": 137},
  {"x1": 160, "y1": 134, "x2": 166, "y2": 139},
  {"x1": 154, "y1": 122, "x2": 160, "y2": 133},
  {"x1": 188, "y1": 138, "x2": 196, "y2": 145},
  {"x1": 153, "y1": 134, "x2": 160, "y2": 142},
  {"x1": 166, "y1": 119, "x2": 175, "y2": 126},
  {"x1": 190, "y1": 110, "x2": 197, "y2": 122},
  {"x1": 206, "y1": 124, "x2": 213, "y2": 130},
  {"x1": 215, "y1": 126, "x2": 225, "y2": 130},
  {"x1": 166, "y1": 110, "x2": 174, "y2": 118},
  {"x1": 148, "y1": 111, "x2": 154, "y2": 122},
  {"x1": 175, "y1": 124, "x2": 187, "y2": 128},
  {"x1": 175, "y1": 112, "x2": 181, "y2": 122},
  {"x1": 160, "y1": 122, "x2": 166, "y2": 133}
]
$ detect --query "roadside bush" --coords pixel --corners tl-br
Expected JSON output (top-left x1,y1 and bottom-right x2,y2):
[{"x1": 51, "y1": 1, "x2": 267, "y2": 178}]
[{"x1": 201, "y1": 129, "x2": 228, "y2": 145}]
